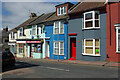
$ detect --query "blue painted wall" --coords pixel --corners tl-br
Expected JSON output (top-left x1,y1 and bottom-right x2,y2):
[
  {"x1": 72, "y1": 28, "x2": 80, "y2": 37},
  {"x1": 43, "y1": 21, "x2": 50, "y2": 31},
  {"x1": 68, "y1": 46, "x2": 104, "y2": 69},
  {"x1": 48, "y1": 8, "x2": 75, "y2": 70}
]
[
  {"x1": 68, "y1": 13, "x2": 107, "y2": 61},
  {"x1": 45, "y1": 23, "x2": 68, "y2": 60}
]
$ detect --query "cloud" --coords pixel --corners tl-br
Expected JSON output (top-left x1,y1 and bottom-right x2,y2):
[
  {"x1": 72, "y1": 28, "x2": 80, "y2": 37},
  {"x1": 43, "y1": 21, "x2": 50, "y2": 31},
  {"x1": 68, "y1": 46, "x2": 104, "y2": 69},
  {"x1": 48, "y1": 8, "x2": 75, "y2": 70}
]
[{"x1": 2, "y1": 2, "x2": 61, "y2": 30}]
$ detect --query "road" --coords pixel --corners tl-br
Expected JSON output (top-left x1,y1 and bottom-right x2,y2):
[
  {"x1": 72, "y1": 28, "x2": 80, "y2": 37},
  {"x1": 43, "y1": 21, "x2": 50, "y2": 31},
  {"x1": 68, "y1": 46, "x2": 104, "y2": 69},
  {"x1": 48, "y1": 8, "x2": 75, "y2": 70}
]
[{"x1": 2, "y1": 58, "x2": 119, "y2": 78}]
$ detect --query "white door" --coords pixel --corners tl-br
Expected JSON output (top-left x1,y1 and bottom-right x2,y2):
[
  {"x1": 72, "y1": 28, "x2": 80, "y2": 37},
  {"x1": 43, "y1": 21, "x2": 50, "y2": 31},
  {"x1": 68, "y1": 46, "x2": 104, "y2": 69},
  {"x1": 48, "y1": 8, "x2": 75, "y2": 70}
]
[{"x1": 46, "y1": 41, "x2": 50, "y2": 58}]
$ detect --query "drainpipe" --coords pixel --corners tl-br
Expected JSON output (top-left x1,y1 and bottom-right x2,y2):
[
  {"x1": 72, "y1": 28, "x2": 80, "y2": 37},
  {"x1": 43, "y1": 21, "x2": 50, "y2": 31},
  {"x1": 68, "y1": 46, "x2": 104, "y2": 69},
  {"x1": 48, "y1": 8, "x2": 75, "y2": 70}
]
[{"x1": 109, "y1": 3, "x2": 112, "y2": 46}]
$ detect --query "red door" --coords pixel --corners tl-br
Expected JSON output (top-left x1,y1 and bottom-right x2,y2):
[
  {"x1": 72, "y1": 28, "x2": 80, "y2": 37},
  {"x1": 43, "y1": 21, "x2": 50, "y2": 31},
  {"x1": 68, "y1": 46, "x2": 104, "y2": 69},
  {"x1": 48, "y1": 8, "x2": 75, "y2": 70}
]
[{"x1": 69, "y1": 38, "x2": 76, "y2": 60}]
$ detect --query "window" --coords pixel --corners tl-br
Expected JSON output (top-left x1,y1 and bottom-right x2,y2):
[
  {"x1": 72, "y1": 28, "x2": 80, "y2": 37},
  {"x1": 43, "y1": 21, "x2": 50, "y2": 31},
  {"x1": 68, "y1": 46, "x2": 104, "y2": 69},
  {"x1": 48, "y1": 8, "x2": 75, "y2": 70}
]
[
  {"x1": 41, "y1": 25, "x2": 45, "y2": 34},
  {"x1": 54, "y1": 21, "x2": 64, "y2": 34},
  {"x1": 19, "y1": 27, "x2": 25, "y2": 36},
  {"x1": 54, "y1": 41, "x2": 64, "y2": 55},
  {"x1": 83, "y1": 11, "x2": 100, "y2": 29},
  {"x1": 18, "y1": 44, "x2": 24, "y2": 54},
  {"x1": 57, "y1": 6, "x2": 67, "y2": 16},
  {"x1": 32, "y1": 25, "x2": 37, "y2": 35},
  {"x1": 116, "y1": 27, "x2": 120, "y2": 52},
  {"x1": 82, "y1": 39, "x2": 100, "y2": 56},
  {"x1": 31, "y1": 44, "x2": 42, "y2": 53},
  {"x1": 11, "y1": 32, "x2": 14, "y2": 39}
]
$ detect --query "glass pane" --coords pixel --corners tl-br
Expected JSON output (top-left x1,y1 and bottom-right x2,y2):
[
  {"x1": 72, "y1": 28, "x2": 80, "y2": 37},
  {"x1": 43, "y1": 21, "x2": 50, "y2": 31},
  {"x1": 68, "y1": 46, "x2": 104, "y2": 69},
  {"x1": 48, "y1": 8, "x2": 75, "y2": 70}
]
[
  {"x1": 95, "y1": 20, "x2": 99, "y2": 27},
  {"x1": 85, "y1": 21, "x2": 93, "y2": 28},
  {"x1": 60, "y1": 28, "x2": 64, "y2": 33},
  {"x1": 95, "y1": 39, "x2": 99, "y2": 46},
  {"x1": 55, "y1": 28, "x2": 59, "y2": 34},
  {"x1": 55, "y1": 22, "x2": 59, "y2": 28},
  {"x1": 118, "y1": 29, "x2": 120, "y2": 33},
  {"x1": 95, "y1": 48, "x2": 99, "y2": 54},
  {"x1": 61, "y1": 7, "x2": 63, "y2": 14},
  {"x1": 85, "y1": 40, "x2": 93, "y2": 46},
  {"x1": 85, "y1": 13, "x2": 92, "y2": 20},
  {"x1": 95, "y1": 12, "x2": 99, "y2": 19},
  {"x1": 55, "y1": 48, "x2": 59, "y2": 54},
  {"x1": 64, "y1": 6, "x2": 66, "y2": 14},
  {"x1": 60, "y1": 49, "x2": 64, "y2": 55},
  {"x1": 118, "y1": 35, "x2": 120, "y2": 51},
  {"x1": 60, "y1": 42, "x2": 64, "y2": 48},
  {"x1": 58, "y1": 8, "x2": 60, "y2": 14},
  {"x1": 85, "y1": 47, "x2": 93, "y2": 54},
  {"x1": 55, "y1": 42, "x2": 59, "y2": 47}
]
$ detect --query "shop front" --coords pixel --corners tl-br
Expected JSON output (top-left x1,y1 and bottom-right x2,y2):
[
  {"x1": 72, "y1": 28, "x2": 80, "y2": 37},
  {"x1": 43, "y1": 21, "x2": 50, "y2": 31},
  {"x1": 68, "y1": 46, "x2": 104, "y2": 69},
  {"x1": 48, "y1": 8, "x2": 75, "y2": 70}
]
[
  {"x1": 16, "y1": 41, "x2": 26, "y2": 58},
  {"x1": 26, "y1": 40, "x2": 44, "y2": 59}
]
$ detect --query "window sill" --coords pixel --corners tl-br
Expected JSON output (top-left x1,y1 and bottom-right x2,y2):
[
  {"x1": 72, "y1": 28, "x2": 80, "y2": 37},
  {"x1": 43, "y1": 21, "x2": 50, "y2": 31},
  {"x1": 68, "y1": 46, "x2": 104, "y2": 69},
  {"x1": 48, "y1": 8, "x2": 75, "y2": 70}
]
[
  {"x1": 82, "y1": 53, "x2": 101, "y2": 56},
  {"x1": 116, "y1": 51, "x2": 120, "y2": 53},
  {"x1": 82, "y1": 27, "x2": 100, "y2": 30},
  {"x1": 53, "y1": 33, "x2": 64, "y2": 35},
  {"x1": 53, "y1": 53, "x2": 64, "y2": 56}
]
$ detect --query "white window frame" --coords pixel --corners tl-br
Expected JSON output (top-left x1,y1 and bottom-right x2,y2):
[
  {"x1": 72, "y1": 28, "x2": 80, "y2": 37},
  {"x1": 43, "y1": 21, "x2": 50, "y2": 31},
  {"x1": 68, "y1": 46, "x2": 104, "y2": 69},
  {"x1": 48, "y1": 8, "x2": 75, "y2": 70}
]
[
  {"x1": 83, "y1": 11, "x2": 100, "y2": 29},
  {"x1": 82, "y1": 39, "x2": 100, "y2": 56},
  {"x1": 32, "y1": 25, "x2": 37, "y2": 35},
  {"x1": 57, "y1": 6, "x2": 67, "y2": 16},
  {"x1": 20, "y1": 27, "x2": 23, "y2": 36},
  {"x1": 53, "y1": 21, "x2": 64, "y2": 34},
  {"x1": 11, "y1": 32, "x2": 14, "y2": 40},
  {"x1": 116, "y1": 27, "x2": 120, "y2": 53},
  {"x1": 53, "y1": 41, "x2": 64, "y2": 55}
]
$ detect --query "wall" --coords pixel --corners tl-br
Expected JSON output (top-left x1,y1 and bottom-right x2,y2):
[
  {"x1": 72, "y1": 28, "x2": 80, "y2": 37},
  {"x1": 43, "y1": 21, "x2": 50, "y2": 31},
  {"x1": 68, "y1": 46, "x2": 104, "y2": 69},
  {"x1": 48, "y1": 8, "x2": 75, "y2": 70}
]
[
  {"x1": 45, "y1": 23, "x2": 68, "y2": 60},
  {"x1": 68, "y1": 12, "x2": 107, "y2": 61},
  {"x1": 106, "y1": 2, "x2": 120, "y2": 62}
]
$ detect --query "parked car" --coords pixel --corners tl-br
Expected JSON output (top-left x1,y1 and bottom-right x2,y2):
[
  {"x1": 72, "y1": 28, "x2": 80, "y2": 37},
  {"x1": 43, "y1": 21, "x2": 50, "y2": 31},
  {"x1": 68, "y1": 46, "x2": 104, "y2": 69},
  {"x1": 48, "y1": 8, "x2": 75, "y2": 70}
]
[{"x1": 0, "y1": 50, "x2": 15, "y2": 68}]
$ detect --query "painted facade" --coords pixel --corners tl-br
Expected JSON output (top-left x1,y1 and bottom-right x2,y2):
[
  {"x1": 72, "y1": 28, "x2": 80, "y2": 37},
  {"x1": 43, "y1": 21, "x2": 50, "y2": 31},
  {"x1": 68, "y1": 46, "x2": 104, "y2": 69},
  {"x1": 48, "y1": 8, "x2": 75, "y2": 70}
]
[
  {"x1": 8, "y1": 31, "x2": 17, "y2": 55},
  {"x1": 68, "y1": 2, "x2": 107, "y2": 61},
  {"x1": 106, "y1": 2, "x2": 120, "y2": 62},
  {"x1": 45, "y1": 22, "x2": 68, "y2": 60},
  {"x1": 45, "y1": 2, "x2": 74, "y2": 60}
]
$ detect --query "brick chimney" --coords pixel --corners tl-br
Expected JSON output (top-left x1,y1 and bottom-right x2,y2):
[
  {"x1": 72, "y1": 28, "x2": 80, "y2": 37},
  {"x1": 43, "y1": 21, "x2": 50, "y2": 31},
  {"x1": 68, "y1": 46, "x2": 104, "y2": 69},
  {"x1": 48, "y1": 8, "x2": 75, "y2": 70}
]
[
  {"x1": 3, "y1": 26, "x2": 8, "y2": 32},
  {"x1": 30, "y1": 13, "x2": 37, "y2": 18}
]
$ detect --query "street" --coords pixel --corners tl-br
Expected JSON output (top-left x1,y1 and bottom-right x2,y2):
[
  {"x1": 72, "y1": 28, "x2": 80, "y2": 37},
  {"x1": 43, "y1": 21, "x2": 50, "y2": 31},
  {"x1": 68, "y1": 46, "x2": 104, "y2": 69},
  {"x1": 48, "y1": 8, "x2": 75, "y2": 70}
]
[{"x1": 2, "y1": 58, "x2": 119, "y2": 78}]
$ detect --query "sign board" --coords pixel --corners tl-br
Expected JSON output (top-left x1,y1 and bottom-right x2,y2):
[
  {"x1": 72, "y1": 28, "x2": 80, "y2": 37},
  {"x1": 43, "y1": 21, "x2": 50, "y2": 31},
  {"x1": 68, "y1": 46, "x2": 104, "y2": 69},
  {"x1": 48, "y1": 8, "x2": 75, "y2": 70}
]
[{"x1": 26, "y1": 41, "x2": 41, "y2": 43}]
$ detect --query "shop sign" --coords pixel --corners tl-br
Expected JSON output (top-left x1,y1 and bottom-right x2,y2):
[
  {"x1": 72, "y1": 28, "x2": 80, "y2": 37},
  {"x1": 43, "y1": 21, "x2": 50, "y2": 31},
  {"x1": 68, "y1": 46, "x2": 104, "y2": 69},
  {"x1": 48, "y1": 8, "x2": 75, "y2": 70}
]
[{"x1": 26, "y1": 41, "x2": 41, "y2": 43}]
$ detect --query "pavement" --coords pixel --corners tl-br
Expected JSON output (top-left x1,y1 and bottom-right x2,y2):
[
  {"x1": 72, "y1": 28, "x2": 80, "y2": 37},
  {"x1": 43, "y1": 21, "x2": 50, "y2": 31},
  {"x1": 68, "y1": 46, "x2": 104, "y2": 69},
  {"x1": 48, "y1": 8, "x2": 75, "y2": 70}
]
[{"x1": 16, "y1": 57, "x2": 120, "y2": 68}]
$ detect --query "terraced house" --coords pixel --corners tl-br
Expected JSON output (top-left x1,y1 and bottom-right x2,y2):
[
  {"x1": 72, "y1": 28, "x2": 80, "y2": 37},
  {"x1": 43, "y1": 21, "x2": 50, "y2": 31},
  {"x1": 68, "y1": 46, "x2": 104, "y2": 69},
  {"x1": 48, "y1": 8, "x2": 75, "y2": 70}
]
[
  {"x1": 45, "y1": 2, "x2": 74, "y2": 60},
  {"x1": 8, "y1": 1, "x2": 120, "y2": 62}
]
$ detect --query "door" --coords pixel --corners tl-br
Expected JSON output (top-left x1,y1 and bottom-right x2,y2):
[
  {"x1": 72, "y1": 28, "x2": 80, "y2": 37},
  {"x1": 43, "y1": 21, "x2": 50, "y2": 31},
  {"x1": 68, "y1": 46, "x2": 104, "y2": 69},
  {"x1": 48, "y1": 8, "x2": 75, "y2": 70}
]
[
  {"x1": 69, "y1": 38, "x2": 76, "y2": 60},
  {"x1": 46, "y1": 41, "x2": 50, "y2": 58}
]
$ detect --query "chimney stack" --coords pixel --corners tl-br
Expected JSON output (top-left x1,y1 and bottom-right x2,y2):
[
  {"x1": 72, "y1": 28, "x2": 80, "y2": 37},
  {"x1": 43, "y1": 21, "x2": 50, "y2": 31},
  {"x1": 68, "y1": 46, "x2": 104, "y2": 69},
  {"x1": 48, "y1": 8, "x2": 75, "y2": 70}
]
[{"x1": 30, "y1": 13, "x2": 37, "y2": 18}]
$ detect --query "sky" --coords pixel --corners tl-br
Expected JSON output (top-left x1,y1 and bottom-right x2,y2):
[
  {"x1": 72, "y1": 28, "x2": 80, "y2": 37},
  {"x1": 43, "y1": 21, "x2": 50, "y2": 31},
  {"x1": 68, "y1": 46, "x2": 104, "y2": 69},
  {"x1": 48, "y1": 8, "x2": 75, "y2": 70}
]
[{"x1": 1, "y1": 0, "x2": 78, "y2": 30}]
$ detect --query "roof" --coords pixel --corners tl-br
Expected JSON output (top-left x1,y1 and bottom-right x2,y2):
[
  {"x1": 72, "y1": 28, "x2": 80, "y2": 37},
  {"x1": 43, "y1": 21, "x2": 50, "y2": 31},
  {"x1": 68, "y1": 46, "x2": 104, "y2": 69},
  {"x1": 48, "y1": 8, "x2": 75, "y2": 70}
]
[
  {"x1": 55, "y1": 2, "x2": 74, "y2": 7},
  {"x1": 45, "y1": 13, "x2": 69, "y2": 22},
  {"x1": 29, "y1": 12, "x2": 55, "y2": 25},
  {"x1": 16, "y1": 16, "x2": 40, "y2": 29},
  {"x1": 69, "y1": 2, "x2": 105, "y2": 14}
]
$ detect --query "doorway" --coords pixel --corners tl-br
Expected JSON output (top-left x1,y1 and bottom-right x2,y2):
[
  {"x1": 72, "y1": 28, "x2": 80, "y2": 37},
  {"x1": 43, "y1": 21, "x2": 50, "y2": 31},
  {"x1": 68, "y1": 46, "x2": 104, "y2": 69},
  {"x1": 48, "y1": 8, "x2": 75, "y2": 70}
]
[
  {"x1": 69, "y1": 38, "x2": 76, "y2": 60},
  {"x1": 45, "y1": 41, "x2": 50, "y2": 59}
]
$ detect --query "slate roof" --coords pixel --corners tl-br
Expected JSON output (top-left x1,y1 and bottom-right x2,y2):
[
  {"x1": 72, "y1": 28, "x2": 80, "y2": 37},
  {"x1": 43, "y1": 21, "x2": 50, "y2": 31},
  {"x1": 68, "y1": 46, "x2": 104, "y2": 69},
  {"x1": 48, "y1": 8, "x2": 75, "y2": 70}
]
[
  {"x1": 45, "y1": 13, "x2": 69, "y2": 22},
  {"x1": 69, "y1": 2, "x2": 105, "y2": 14},
  {"x1": 17, "y1": 16, "x2": 39, "y2": 29},
  {"x1": 29, "y1": 12, "x2": 55, "y2": 25}
]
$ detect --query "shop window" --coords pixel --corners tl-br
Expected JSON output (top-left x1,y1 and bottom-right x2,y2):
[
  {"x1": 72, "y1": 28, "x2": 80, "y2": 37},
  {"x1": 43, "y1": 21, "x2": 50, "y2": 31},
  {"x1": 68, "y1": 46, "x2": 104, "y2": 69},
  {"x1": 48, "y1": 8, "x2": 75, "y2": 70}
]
[
  {"x1": 54, "y1": 21, "x2": 64, "y2": 34},
  {"x1": 57, "y1": 6, "x2": 66, "y2": 16},
  {"x1": 82, "y1": 39, "x2": 100, "y2": 56},
  {"x1": 54, "y1": 41, "x2": 64, "y2": 55},
  {"x1": 31, "y1": 44, "x2": 42, "y2": 53},
  {"x1": 116, "y1": 28, "x2": 120, "y2": 52},
  {"x1": 83, "y1": 11, "x2": 100, "y2": 29},
  {"x1": 19, "y1": 44, "x2": 24, "y2": 54}
]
